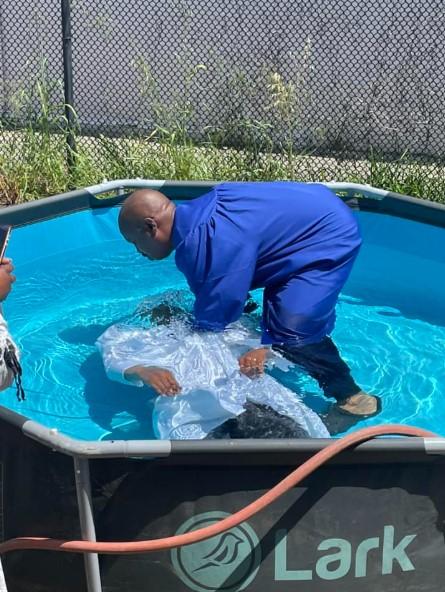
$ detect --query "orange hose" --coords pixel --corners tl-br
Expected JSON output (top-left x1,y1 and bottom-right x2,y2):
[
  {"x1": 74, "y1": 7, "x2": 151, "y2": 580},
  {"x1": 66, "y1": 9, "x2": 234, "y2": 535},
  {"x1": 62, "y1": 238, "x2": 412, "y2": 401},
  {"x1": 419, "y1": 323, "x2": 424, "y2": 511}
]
[{"x1": 0, "y1": 424, "x2": 436, "y2": 555}]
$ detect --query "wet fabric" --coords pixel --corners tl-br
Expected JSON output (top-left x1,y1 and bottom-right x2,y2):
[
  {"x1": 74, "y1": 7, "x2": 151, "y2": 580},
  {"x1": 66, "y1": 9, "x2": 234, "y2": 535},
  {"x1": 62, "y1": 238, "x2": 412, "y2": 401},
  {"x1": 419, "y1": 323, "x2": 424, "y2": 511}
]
[
  {"x1": 96, "y1": 320, "x2": 329, "y2": 440},
  {"x1": 274, "y1": 337, "x2": 361, "y2": 401},
  {"x1": 172, "y1": 182, "x2": 361, "y2": 345}
]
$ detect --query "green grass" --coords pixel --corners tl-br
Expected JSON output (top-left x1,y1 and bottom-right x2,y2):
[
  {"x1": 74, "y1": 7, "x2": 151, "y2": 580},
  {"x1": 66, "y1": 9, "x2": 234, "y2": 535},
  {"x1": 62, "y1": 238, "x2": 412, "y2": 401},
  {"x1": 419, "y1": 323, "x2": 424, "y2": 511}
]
[
  {"x1": 2, "y1": 127, "x2": 445, "y2": 205},
  {"x1": 1, "y1": 63, "x2": 445, "y2": 204},
  {"x1": 2, "y1": 126, "x2": 445, "y2": 205}
]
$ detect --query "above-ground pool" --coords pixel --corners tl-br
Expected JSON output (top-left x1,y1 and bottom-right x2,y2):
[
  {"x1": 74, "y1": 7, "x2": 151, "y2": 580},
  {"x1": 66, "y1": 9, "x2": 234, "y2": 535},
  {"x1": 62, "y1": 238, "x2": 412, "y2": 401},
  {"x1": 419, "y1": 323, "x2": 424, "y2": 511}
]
[
  {"x1": 2, "y1": 186, "x2": 445, "y2": 440},
  {"x1": 2, "y1": 181, "x2": 445, "y2": 592}
]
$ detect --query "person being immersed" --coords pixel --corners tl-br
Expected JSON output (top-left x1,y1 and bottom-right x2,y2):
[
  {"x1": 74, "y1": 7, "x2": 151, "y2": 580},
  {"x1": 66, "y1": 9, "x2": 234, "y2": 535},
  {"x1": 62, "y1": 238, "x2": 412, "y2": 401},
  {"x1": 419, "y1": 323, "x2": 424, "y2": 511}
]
[
  {"x1": 117, "y1": 181, "x2": 381, "y2": 421},
  {"x1": 97, "y1": 298, "x2": 330, "y2": 440}
]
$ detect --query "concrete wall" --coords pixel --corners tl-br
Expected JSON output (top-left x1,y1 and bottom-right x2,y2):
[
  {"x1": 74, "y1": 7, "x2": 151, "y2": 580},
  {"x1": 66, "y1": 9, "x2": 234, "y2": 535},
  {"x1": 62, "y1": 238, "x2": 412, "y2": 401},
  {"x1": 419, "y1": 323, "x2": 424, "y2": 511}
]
[{"x1": 1, "y1": 0, "x2": 444, "y2": 157}]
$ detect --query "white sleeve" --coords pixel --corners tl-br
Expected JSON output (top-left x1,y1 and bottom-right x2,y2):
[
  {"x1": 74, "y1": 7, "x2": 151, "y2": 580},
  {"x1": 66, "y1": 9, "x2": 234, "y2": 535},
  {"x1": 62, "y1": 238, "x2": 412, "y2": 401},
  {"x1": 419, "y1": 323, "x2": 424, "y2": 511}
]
[
  {"x1": 0, "y1": 310, "x2": 19, "y2": 392},
  {"x1": 96, "y1": 324, "x2": 179, "y2": 388},
  {"x1": 96, "y1": 325, "x2": 146, "y2": 387}
]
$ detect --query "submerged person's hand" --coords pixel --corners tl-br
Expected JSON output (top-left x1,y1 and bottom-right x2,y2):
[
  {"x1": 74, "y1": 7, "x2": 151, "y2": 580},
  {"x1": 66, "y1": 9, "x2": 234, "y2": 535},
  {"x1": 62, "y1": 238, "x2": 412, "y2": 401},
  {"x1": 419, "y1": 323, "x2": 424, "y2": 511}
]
[
  {"x1": 239, "y1": 348, "x2": 268, "y2": 378},
  {"x1": 124, "y1": 365, "x2": 181, "y2": 396},
  {"x1": 0, "y1": 258, "x2": 15, "y2": 302}
]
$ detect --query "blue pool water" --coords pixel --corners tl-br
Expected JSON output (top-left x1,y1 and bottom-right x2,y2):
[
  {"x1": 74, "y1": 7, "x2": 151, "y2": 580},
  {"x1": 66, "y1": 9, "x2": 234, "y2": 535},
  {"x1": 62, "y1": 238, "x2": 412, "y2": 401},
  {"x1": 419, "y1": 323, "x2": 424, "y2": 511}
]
[{"x1": 1, "y1": 206, "x2": 445, "y2": 440}]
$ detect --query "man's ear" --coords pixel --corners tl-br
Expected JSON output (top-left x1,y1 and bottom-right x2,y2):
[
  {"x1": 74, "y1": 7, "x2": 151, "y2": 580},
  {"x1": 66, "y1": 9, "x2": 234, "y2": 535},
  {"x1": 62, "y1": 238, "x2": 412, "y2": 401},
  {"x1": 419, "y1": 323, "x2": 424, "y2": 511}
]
[{"x1": 143, "y1": 217, "x2": 157, "y2": 237}]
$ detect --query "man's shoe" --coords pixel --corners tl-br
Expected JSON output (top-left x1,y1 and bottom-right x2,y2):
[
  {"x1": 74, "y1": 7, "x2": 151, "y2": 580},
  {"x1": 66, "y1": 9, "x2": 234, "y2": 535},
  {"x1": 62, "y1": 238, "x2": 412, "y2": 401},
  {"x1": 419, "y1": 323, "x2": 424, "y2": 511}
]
[{"x1": 335, "y1": 392, "x2": 382, "y2": 418}]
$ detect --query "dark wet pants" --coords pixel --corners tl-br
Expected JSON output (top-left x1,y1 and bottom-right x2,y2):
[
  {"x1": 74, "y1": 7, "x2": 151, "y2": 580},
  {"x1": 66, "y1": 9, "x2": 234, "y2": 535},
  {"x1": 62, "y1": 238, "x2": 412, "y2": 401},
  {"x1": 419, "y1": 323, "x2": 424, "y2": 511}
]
[{"x1": 274, "y1": 337, "x2": 361, "y2": 402}]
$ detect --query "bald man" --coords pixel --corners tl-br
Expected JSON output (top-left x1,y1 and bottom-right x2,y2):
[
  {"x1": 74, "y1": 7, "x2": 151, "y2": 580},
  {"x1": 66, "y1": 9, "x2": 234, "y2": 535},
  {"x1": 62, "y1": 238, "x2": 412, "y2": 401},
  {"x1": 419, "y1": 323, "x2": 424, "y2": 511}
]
[{"x1": 118, "y1": 182, "x2": 380, "y2": 419}]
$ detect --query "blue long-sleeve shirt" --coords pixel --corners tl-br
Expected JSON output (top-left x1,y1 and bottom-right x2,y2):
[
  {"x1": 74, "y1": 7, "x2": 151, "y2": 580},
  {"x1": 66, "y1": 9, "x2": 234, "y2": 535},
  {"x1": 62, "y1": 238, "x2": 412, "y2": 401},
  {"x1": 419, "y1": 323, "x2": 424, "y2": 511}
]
[{"x1": 172, "y1": 182, "x2": 361, "y2": 344}]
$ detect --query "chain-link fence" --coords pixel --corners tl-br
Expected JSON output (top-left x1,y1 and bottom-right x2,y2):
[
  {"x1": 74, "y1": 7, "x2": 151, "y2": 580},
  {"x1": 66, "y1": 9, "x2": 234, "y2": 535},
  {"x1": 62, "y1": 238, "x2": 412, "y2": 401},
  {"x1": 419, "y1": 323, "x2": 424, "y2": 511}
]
[{"x1": 0, "y1": 0, "x2": 445, "y2": 200}]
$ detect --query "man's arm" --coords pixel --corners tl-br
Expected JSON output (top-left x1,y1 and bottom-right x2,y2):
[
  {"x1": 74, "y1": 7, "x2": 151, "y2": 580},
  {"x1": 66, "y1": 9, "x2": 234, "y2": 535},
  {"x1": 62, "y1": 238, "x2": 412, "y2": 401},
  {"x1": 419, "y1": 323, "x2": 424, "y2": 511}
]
[
  {"x1": 193, "y1": 268, "x2": 255, "y2": 332},
  {"x1": 193, "y1": 271, "x2": 272, "y2": 379}
]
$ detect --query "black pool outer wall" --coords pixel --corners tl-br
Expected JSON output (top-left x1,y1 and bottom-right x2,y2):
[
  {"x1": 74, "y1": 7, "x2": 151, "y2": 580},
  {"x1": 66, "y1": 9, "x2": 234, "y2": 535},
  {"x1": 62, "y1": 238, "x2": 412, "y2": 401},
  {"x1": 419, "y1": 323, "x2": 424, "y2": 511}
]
[{"x1": 2, "y1": 414, "x2": 445, "y2": 592}]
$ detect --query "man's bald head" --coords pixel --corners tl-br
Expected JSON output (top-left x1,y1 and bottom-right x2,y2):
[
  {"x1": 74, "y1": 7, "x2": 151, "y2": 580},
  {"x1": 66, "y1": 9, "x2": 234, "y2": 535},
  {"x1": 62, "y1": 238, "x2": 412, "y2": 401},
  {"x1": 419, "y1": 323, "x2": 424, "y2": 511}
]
[{"x1": 118, "y1": 189, "x2": 176, "y2": 260}]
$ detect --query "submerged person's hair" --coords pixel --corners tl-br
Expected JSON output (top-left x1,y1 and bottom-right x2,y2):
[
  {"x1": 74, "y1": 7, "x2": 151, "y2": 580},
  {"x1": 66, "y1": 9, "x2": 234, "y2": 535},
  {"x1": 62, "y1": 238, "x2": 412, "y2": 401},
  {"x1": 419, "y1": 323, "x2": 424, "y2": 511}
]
[
  {"x1": 144, "y1": 294, "x2": 258, "y2": 327},
  {"x1": 206, "y1": 401, "x2": 310, "y2": 439},
  {"x1": 149, "y1": 303, "x2": 187, "y2": 325}
]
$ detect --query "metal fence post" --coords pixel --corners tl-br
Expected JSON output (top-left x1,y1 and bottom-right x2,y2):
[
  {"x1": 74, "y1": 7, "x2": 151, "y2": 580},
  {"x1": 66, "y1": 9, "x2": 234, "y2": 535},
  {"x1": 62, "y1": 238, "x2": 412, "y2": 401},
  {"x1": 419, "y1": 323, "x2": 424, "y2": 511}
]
[{"x1": 61, "y1": 0, "x2": 76, "y2": 174}]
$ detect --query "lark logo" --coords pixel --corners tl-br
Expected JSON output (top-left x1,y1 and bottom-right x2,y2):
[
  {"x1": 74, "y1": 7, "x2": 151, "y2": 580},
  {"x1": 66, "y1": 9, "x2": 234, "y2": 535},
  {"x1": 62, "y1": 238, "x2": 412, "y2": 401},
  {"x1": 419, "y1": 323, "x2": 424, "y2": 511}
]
[
  {"x1": 275, "y1": 526, "x2": 416, "y2": 581},
  {"x1": 172, "y1": 515, "x2": 417, "y2": 591},
  {"x1": 171, "y1": 511, "x2": 261, "y2": 592}
]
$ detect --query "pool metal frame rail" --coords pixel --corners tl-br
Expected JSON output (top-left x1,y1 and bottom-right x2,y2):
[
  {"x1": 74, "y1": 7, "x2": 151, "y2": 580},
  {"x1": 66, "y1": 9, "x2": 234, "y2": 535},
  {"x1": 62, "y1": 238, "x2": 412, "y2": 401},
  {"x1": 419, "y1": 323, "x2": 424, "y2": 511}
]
[{"x1": 1, "y1": 179, "x2": 445, "y2": 592}]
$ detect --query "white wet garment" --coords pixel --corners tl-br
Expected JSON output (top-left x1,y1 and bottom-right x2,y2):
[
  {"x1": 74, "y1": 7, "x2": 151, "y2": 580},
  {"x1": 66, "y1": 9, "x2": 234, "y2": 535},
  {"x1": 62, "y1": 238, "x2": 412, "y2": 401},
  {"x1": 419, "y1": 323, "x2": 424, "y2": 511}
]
[{"x1": 96, "y1": 320, "x2": 329, "y2": 440}]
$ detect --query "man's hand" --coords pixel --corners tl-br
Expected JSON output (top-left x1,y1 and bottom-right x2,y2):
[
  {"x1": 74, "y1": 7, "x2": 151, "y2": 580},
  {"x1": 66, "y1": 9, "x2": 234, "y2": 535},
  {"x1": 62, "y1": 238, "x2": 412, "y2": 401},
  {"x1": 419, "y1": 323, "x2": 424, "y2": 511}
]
[
  {"x1": 124, "y1": 365, "x2": 181, "y2": 396},
  {"x1": 0, "y1": 259, "x2": 15, "y2": 302},
  {"x1": 239, "y1": 348, "x2": 269, "y2": 378}
]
